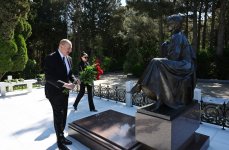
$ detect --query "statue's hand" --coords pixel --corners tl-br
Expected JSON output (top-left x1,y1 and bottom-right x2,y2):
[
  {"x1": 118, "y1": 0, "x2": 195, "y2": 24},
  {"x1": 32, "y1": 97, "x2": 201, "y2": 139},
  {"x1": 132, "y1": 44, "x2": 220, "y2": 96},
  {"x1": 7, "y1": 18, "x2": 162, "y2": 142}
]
[{"x1": 160, "y1": 42, "x2": 169, "y2": 57}]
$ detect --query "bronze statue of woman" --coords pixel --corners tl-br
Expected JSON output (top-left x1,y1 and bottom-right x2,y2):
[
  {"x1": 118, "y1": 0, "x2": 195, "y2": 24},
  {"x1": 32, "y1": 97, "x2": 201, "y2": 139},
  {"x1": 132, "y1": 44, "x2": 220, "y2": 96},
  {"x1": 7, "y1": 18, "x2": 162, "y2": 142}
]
[{"x1": 131, "y1": 14, "x2": 196, "y2": 110}]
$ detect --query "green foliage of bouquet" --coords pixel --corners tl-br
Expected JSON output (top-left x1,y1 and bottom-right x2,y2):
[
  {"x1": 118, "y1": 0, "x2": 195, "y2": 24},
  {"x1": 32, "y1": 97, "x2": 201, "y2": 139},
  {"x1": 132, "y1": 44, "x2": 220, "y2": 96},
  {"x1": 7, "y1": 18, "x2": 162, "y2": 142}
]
[
  {"x1": 62, "y1": 89, "x2": 69, "y2": 95},
  {"x1": 79, "y1": 65, "x2": 97, "y2": 85}
]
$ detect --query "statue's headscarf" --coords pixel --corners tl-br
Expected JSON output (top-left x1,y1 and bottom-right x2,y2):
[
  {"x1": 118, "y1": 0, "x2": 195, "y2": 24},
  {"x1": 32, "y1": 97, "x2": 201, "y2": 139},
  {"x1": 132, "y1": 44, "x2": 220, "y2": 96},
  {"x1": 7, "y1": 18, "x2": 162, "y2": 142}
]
[{"x1": 167, "y1": 14, "x2": 183, "y2": 33}]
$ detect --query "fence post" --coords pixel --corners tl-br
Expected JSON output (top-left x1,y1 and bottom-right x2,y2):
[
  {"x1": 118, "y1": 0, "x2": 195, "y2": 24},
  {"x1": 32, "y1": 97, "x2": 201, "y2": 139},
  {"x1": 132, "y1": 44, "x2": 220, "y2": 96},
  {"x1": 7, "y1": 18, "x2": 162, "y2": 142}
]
[
  {"x1": 0, "y1": 84, "x2": 6, "y2": 97},
  {"x1": 107, "y1": 85, "x2": 110, "y2": 101},
  {"x1": 200, "y1": 97, "x2": 203, "y2": 124},
  {"x1": 194, "y1": 88, "x2": 202, "y2": 101},
  {"x1": 125, "y1": 81, "x2": 133, "y2": 107},
  {"x1": 222, "y1": 102, "x2": 226, "y2": 130},
  {"x1": 115, "y1": 86, "x2": 118, "y2": 103},
  {"x1": 99, "y1": 84, "x2": 102, "y2": 99}
]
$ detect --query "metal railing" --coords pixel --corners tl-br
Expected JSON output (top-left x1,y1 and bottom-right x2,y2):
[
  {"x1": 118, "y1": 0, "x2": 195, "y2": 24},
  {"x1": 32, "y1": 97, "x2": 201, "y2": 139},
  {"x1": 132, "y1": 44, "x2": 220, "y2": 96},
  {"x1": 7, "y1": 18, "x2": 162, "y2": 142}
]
[
  {"x1": 131, "y1": 92, "x2": 155, "y2": 106},
  {"x1": 4, "y1": 80, "x2": 229, "y2": 130},
  {"x1": 200, "y1": 99, "x2": 229, "y2": 129},
  {"x1": 93, "y1": 84, "x2": 126, "y2": 103},
  {"x1": 72, "y1": 83, "x2": 229, "y2": 129}
]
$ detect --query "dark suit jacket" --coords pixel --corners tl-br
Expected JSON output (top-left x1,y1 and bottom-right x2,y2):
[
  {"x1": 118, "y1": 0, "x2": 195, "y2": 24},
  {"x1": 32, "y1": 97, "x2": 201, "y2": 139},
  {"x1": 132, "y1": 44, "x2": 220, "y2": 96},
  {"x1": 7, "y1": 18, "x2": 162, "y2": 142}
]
[
  {"x1": 44, "y1": 51, "x2": 76, "y2": 99},
  {"x1": 78, "y1": 61, "x2": 89, "y2": 72}
]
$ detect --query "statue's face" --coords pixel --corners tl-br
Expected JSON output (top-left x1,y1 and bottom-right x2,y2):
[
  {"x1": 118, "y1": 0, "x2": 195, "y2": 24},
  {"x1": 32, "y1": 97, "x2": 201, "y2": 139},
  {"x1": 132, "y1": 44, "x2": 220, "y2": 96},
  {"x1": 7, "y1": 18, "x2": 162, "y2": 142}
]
[
  {"x1": 167, "y1": 21, "x2": 181, "y2": 32},
  {"x1": 167, "y1": 15, "x2": 183, "y2": 32},
  {"x1": 167, "y1": 21, "x2": 176, "y2": 32}
]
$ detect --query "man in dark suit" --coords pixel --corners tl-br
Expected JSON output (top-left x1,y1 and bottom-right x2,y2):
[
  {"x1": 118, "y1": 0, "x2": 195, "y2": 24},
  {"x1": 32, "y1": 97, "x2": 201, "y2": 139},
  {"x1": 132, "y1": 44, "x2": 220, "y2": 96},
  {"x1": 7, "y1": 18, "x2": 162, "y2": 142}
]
[{"x1": 44, "y1": 39, "x2": 78, "y2": 150}]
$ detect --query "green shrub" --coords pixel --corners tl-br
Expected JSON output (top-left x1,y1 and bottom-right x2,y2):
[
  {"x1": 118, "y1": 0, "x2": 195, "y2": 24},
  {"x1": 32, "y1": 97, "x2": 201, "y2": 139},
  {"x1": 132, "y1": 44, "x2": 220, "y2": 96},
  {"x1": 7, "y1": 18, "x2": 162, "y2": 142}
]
[
  {"x1": 101, "y1": 57, "x2": 112, "y2": 72},
  {"x1": 22, "y1": 59, "x2": 39, "y2": 79},
  {"x1": 196, "y1": 48, "x2": 229, "y2": 79},
  {"x1": 0, "y1": 39, "x2": 17, "y2": 73},
  {"x1": 196, "y1": 49, "x2": 214, "y2": 79},
  {"x1": 37, "y1": 74, "x2": 45, "y2": 80},
  {"x1": 108, "y1": 57, "x2": 125, "y2": 72},
  {"x1": 12, "y1": 34, "x2": 28, "y2": 71},
  {"x1": 215, "y1": 48, "x2": 229, "y2": 79},
  {"x1": 131, "y1": 63, "x2": 144, "y2": 77}
]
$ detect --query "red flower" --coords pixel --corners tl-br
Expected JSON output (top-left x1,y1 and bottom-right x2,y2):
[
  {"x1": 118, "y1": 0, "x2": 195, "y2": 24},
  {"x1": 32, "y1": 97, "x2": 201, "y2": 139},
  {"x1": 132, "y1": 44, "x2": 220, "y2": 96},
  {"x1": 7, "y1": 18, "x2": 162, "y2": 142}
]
[{"x1": 95, "y1": 59, "x2": 103, "y2": 80}]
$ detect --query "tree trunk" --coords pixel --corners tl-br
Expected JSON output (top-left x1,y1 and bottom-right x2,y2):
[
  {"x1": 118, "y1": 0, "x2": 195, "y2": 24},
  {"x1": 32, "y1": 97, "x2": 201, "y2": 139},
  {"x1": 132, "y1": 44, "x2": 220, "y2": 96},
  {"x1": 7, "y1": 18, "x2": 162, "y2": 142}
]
[
  {"x1": 72, "y1": 31, "x2": 77, "y2": 73},
  {"x1": 209, "y1": 0, "x2": 216, "y2": 50},
  {"x1": 184, "y1": 0, "x2": 189, "y2": 37},
  {"x1": 202, "y1": 0, "x2": 209, "y2": 49},
  {"x1": 197, "y1": 1, "x2": 203, "y2": 50},
  {"x1": 0, "y1": 73, "x2": 6, "y2": 81},
  {"x1": 192, "y1": 1, "x2": 198, "y2": 53},
  {"x1": 216, "y1": 0, "x2": 227, "y2": 56}
]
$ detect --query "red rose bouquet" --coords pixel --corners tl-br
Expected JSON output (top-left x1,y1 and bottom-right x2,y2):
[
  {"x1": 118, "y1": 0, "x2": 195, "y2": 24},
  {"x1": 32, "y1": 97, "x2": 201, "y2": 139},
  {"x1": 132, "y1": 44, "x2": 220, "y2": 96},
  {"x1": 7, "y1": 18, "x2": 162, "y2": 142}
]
[{"x1": 95, "y1": 59, "x2": 103, "y2": 80}]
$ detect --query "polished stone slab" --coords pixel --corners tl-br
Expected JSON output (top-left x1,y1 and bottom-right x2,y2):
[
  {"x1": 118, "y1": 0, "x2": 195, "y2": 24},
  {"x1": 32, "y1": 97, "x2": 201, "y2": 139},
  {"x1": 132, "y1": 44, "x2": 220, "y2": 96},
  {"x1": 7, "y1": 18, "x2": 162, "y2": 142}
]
[
  {"x1": 68, "y1": 110, "x2": 142, "y2": 150},
  {"x1": 136, "y1": 102, "x2": 209, "y2": 150},
  {"x1": 182, "y1": 133, "x2": 210, "y2": 150}
]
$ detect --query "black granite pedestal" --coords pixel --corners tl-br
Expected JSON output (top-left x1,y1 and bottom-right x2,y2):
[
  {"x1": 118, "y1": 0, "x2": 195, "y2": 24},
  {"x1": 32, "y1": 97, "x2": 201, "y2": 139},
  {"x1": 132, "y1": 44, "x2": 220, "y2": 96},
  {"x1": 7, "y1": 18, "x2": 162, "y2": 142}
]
[
  {"x1": 135, "y1": 102, "x2": 209, "y2": 150},
  {"x1": 68, "y1": 110, "x2": 148, "y2": 150}
]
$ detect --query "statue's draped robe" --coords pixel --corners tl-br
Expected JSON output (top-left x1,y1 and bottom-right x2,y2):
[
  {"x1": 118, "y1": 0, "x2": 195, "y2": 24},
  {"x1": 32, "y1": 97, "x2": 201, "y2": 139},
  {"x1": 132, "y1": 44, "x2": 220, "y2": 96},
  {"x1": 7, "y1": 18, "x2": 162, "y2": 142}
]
[{"x1": 139, "y1": 31, "x2": 196, "y2": 109}]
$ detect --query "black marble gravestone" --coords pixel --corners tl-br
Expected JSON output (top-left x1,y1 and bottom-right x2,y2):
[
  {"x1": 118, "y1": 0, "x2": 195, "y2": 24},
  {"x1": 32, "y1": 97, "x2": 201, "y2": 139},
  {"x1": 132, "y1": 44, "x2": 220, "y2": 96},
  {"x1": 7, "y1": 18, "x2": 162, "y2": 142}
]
[{"x1": 68, "y1": 110, "x2": 152, "y2": 150}]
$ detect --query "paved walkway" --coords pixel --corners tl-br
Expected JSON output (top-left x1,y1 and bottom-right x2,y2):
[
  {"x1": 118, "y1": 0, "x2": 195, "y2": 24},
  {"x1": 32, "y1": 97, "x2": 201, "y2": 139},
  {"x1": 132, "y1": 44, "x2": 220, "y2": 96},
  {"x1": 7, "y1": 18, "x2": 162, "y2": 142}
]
[
  {"x1": 0, "y1": 89, "x2": 136, "y2": 150},
  {"x1": 197, "y1": 82, "x2": 229, "y2": 99},
  {"x1": 1, "y1": 74, "x2": 229, "y2": 150},
  {"x1": 0, "y1": 88, "x2": 229, "y2": 150}
]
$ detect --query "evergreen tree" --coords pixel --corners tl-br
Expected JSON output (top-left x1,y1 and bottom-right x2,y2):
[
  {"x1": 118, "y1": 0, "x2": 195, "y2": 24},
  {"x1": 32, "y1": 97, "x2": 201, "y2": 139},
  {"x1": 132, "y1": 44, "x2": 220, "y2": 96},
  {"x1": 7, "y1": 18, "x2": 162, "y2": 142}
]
[
  {"x1": 27, "y1": 0, "x2": 68, "y2": 72},
  {"x1": 0, "y1": 0, "x2": 31, "y2": 80},
  {"x1": 121, "y1": 8, "x2": 159, "y2": 76}
]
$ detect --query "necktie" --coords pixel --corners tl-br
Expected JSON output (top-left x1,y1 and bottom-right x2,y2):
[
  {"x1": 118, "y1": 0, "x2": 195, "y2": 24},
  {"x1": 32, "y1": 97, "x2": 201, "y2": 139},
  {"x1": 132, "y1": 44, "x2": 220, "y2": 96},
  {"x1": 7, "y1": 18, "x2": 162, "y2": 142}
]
[
  {"x1": 63, "y1": 57, "x2": 70, "y2": 75},
  {"x1": 62, "y1": 57, "x2": 67, "y2": 69},
  {"x1": 62, "y1": 57, "x2": 65, "y2": 63}
]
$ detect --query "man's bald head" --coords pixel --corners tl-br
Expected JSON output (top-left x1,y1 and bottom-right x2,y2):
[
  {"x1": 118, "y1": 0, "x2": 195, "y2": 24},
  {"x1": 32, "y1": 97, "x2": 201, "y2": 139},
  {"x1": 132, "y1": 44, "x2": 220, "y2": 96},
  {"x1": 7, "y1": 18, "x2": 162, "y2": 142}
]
[
  {"x1": 59, "y1": 39, "x2": 72, "y2": 47},
  {"x1": 59, "y1": 39, "x2": 72, "y2": 56}
]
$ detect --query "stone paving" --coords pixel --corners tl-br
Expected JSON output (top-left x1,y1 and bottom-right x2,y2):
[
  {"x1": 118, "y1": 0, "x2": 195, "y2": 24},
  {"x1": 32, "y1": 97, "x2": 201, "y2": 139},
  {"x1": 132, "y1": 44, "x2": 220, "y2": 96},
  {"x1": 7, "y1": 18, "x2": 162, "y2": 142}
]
[
  {"x1": 0, "y1": 89, "x2": 136, "y2": 150},
  {"x1": 1, "y1": 88, "x2": 229, "y2": 150},
  {"x1": 197, "y1": 82, "x2": 229, "y2": 99},
  {"x1": 0, "y1": 73, "x2": 229, "y2": 150}
]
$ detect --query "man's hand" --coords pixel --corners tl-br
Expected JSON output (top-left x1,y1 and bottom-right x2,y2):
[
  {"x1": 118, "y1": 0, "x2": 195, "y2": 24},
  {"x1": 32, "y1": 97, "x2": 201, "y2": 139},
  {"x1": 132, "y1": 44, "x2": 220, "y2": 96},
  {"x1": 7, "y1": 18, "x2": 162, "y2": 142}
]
[
  {"x1": 75, "y1": 79, "x2": 81, "y2": 85},
  {"x1": 63, "y1": 83, "x2": 75, "y2": 90},
  {"x1": 73, "y1": 78, "x2": 81, "y2": 85}
]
